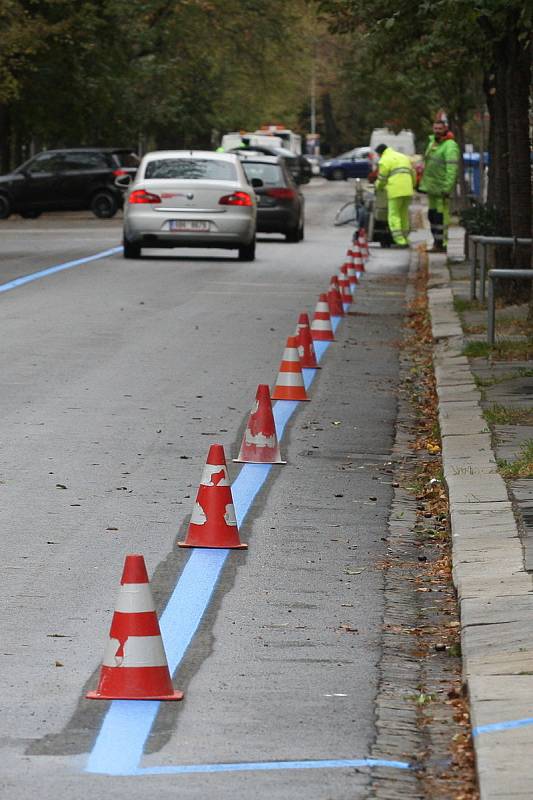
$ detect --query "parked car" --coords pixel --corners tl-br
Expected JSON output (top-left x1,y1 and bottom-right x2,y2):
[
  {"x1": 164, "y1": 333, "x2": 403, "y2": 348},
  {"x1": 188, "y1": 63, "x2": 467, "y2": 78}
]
[
  {"x1": 121, "y1": 150, "x2": 257, "y2": 260},
  {"x1": 238, "y1": 153, "x2": 304, "y2": 242},
  {"x1": 0, "y1": 148, "x2": 139, "y2": 219},
  {"x1": 320, "y1": 147, "x2": 372, "y2": 181},
  {"x1": 227, "y1": 145, "x2": 312, "y2": 185}
]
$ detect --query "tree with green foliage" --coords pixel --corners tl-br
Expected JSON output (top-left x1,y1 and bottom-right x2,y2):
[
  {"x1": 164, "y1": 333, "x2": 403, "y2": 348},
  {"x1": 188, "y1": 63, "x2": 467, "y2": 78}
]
[
  {"x1": 317, "y1": 0, "x2": 531, "y2": 277},
  {"x1": 1, "y1": 0, "x2": 317, "y2": 167}
]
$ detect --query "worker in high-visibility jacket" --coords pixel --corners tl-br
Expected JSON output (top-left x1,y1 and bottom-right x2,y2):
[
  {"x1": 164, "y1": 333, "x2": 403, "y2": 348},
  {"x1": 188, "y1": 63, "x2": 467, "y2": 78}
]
[
  {"x1": 418, "y1": 113, "x2": 460, "y2": 252},
  {"x1": 374, "y1": 143, "x2": 415, "y2": 247}
]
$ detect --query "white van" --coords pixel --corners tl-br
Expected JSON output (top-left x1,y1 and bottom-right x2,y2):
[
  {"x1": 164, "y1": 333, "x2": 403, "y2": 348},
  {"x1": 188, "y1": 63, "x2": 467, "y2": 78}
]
[{"x1": 369, "y1": 128, "x2": 415, "y2": 156}]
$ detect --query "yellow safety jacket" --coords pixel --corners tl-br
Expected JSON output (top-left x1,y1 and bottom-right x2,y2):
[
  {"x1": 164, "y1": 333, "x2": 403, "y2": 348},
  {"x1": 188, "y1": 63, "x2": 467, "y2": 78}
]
[
  {"x1": 418, "y1": 133, "x2": 460, "y2": 196},
  {"x1": 375, "y1": 147, "x2": 415, "y2": 198}
]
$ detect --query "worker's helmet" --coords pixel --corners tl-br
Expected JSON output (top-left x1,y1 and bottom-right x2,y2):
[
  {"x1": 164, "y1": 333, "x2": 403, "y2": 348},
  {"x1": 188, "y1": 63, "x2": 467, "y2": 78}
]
[
  {"x1": 434, "y1": 110, "x2": 449, "y2": 128},
  {"x1": 375, "y1": 144, "x2": 387, "y2": 155}
]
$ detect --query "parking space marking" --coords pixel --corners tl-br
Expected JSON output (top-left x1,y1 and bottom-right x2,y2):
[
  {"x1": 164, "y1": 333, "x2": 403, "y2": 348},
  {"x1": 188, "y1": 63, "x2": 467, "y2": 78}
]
[{"x1": 0, "y1": 247, "x2": 122, "y2": 294}]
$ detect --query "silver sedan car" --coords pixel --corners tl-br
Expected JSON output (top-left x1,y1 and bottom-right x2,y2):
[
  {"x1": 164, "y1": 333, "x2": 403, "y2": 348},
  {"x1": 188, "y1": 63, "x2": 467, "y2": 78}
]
[{"x1": 122, "y1": 151, "x2": 257, "y2": 260}]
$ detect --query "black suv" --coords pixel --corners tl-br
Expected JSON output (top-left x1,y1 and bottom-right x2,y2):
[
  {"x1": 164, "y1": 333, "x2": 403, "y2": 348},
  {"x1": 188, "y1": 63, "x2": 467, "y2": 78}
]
[{"x1": 0, "y1": 148, "x2": 139, "y2": 219}]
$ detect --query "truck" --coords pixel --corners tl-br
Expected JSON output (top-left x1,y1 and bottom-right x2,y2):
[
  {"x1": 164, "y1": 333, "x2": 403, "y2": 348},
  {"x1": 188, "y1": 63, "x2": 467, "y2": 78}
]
[
  {"x1": 220, "y1": 131, "x2": 283, "y2": 151},
  {"x1": 253, "y1": 125, "x2": 302, "y2": 155}
]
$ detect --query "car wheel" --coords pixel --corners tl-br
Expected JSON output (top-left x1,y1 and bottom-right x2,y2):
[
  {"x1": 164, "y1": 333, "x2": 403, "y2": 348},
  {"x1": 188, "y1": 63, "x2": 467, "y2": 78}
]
[
  {"x1": 285, "y1": 223, "x2": 300, "y2": 243},
  {"x1": 331, "y1": 168, "x2": 345, "y2": 181},
  {"x1": 20, "y1": 210, "x2": 42, "y2": 219},
  {"x1": 91, "y1": 191, "x2": 118, "y2": 219},
  {"x1": 238, "y1": 238, "x2": 255, "y2": 261},
  {"x1": 0, "y1": 194, "x2": 12, "y2": 219},
  {"x1": 123, "y1": 237, "x2": 141, "y2": 259}
]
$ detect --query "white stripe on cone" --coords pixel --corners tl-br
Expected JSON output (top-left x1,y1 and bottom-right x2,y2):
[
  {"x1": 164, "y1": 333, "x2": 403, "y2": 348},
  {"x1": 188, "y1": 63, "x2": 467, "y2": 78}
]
[
  {"x1": 199, "y1": 463, "x2": 230, "y2": 486},
  {"x1": 103, "y1": 636, "x2": 168, "y2": 668},
  {"x1": 115, "y1": 584, "x2": 155, "y2": 614},
  {"x1": 275, "y1": 373, "x2": 307, "y2": 387},
  {"x1": 281, "y1": 346, "x2": 299, "y2": 362}
]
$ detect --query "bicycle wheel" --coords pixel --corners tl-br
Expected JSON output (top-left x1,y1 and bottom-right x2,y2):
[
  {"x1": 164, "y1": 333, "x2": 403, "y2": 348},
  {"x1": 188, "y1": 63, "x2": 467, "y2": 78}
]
[{"x1": 334, "y1": 201, "x2": 358, "y2": 227}]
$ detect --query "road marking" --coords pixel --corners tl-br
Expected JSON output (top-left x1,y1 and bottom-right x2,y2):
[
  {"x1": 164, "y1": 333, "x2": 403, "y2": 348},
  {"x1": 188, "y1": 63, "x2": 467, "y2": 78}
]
[
  {"x1": 0, "y1": 247, "x2": 122, "y2": 294},
  {"x1": 473, "y1": 717, "x2": 533, "y2": 736},
  {"x1": 86, "y1": 330, "x2": 337, "y2": 776},
  {"x1": 134, "y1": 757, "x2": 412, "y2": 775},
  {"x1": 85, "y1": 305, "x2": 408, "y2": 779}
]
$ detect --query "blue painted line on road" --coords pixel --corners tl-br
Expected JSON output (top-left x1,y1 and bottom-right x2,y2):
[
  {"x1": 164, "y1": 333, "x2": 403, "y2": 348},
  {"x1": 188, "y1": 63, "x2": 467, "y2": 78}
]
[
  {"x1": 135, "y1": 757, "x2": 411, "y2": 776},
  {"x1": 473, "y1": 717, "x2": 533, "y2": 737},
  {"x1": 0, "y1": 247, "x2": 123, "y2": 294},
  {"x1": 86, "y1": 315, "x2": 347, "y2": 776}
]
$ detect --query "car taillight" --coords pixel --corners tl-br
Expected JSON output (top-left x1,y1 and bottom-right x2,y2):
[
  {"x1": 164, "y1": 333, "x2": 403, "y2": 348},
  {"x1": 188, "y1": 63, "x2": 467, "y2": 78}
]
[
  {"x1": 265, "y1": 188, "x2": 296, "y2": 200},
  {"x1": 129, "y1": 189, "x2": 161, "y2": 204},
  {"x1": 219, "y1": 191, "x2": 253, "y2": 206},
  {"x1": 113, "y1": 168, "x2": 127, "y2": 177}
]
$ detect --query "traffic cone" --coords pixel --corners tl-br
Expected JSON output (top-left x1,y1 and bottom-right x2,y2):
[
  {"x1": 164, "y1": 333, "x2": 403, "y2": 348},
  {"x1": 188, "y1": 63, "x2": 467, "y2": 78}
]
[
  {"x1": 310, "y1": 294, "x2": 335, "y2": 342},
  {"x1": 297, "y1": 312, "x2": 320, "y2": 369},
  {"x1": 234, "y1": 385, "x2": 285, "y2": 464},
  {"x1": 328, "y1": 276, "x2": 345, "y2": 316},
  {"x1": 338, "y1": 276, "x2": 352, "y2": 305},
  {"x1": 87, "y1": 554, "x2": 183, "y2": 701},
  {"x1": 272, "y1": 335, "x2": 310, "y2": 401},
  {"x1": 179, "y1": 444, "x2": 246, "y2": 549},
  {"x1": 346, "y1": 262, "x2": 359, "y2": 291},
  {"x1": 352, "y1": 242, "x2": 365, "y2": 273},
  {"x1": 339, "y1": 263, "x2": 353, "y2": 295},
  {"x1": 358, "y1": 228, "x2": 370, "y2": 258},
  {"x1": 343, "y1": 247, "x2": 354, "y2": 267}
]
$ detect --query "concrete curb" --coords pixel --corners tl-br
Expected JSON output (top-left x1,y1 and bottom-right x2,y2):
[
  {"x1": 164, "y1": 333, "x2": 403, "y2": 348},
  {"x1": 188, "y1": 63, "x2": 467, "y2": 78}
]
[{"x1": 427, "y1": 252, "x2": 533, "y2": 799}]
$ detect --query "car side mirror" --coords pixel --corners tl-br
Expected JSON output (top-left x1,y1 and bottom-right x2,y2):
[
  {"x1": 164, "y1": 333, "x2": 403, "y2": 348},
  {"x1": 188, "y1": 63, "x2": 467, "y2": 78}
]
[
  {"x1": 115, "y1": 173, "x2": 132, "y2": 189},
  {"x1": 251, "y1": 178, "x2": 263, "y2": 188}
]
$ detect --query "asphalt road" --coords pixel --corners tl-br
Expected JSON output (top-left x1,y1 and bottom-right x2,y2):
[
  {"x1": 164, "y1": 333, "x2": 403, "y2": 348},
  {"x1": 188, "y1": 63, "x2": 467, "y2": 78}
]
[{"x1": 0, "y1": 180, "x2": 410, "y2": 799}]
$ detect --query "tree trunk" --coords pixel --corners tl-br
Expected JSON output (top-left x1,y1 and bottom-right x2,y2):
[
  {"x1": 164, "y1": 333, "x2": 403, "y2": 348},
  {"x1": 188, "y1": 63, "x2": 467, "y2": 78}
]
[
  {"x1": 502, "y1": 18, "x2": 532, "y2": 304},
  {"x1": 0, "y1": 105, "x2": 11, "y2": 172},
  {"x1": 485, "y1": 52, "x2": 510, "y2": 237},
  {"x1": 505, "y1": 21, "x2": 532, "y2": 265}
]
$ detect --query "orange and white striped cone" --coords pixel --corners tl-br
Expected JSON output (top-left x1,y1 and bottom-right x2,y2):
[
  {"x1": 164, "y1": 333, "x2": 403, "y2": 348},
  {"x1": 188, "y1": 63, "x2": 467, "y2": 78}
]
[
  {"x1": 352, "y1": 242, "x2": 365, "y2": 273},
  {"x1": 339, "y1": 263, "x2": 353, "y2": 295},
  {"x1": 272, "y1": 335, "x2": 310, "y2": 401},
  {"x1": 296, "y1": 312, "x2": 320, "y2": 369},
  {"x1": 346, "y1": 262, "x2": 359, "y2": 291},
  {"x1": 341, "y1": 250, "x2": 353, "y2": 279},
  {"x1": 310, "y1": 294, "x2": 335, "y2": 342},
  {"x1": 328, "y1": 276, "x2": 345, "y2": 316},
  {"x1": 234, "y1": 385, "x2": 285, "y2": 464},
  {"x1": 179, "y1": 444, "x2": 246, "y2": 549},
  {"x1": 338, "y1": 276, "x2": 352, "y2": 305},
  {"x1": 358, "y1": 228, "x2": 370, "y2": 259},
  {"x1": 87, "y1": 554, "x2": 183, "y2": 701}
]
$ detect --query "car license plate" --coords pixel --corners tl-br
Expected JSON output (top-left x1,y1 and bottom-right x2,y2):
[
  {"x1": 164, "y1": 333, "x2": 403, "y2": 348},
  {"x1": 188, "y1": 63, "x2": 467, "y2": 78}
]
[{"x1": 169, "y1": 220, "x2": 210, "y2": 232}]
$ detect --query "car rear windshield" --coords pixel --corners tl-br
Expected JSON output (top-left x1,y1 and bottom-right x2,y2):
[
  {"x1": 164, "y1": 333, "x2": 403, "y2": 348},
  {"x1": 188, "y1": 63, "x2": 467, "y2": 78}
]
[
  {"x1": 144, "y1": 159, "x2": 237, "y2": 181},
  {"x1": 242, "y1": 162, "x2": 285, "y2": 187}
]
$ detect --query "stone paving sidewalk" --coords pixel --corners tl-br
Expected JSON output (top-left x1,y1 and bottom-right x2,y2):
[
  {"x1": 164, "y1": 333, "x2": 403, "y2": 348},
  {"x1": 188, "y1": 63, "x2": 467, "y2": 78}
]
[{"x1": 427, "y1": 227, "x2": 533, "y2": 799}]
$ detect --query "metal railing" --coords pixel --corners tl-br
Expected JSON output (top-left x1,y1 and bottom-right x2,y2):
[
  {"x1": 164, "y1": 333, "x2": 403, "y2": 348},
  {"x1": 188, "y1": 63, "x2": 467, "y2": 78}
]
[
  {"x1": 468, "y1": 235, "x2": 532, "y2": 302},
  {"x1": 487, "y1": 269, "x2": 533, "y2": 345}
]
